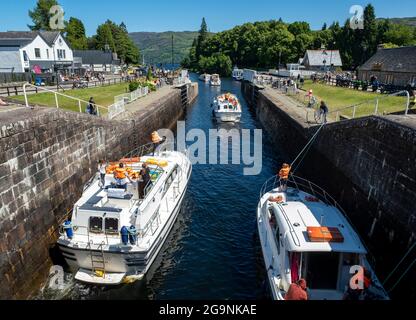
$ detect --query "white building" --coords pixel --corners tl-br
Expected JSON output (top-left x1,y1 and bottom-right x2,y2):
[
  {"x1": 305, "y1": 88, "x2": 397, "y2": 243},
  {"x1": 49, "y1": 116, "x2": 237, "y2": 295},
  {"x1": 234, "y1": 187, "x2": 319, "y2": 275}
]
[{"x1": 0, "y1": 31, "x2": 73, "y2": 74}]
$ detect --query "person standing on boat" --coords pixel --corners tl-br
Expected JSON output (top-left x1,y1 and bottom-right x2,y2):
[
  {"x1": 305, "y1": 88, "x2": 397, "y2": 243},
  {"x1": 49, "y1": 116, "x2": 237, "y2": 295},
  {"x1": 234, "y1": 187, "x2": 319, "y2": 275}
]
[
  {"x1": 98, "y1": 160, "x2": 107, "y2": 187},
  {"x1": 285, "y1": 279, "x2": 308, "y2": 300},
  {"x1": 279, "y1": 163, "x2": 291, "y2": 191},
  {"x1": 114, "y1": 163, "x2": 128, "y2": 189},
  {"x1": 138, "y1": 163, "x2": 152, "y2": 199}
]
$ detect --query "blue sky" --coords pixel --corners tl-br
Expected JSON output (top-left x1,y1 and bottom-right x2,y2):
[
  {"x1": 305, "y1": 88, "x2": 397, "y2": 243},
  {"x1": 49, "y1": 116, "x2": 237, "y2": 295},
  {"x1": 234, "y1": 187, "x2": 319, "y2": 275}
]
[{"x1": 1, "y1": 0, "x2": 414, "y2": 35}]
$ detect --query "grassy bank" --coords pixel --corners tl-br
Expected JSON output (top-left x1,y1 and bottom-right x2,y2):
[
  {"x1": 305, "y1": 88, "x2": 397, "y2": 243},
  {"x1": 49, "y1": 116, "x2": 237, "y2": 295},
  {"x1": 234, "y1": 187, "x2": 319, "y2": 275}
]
[
  {"x1": 14, "y1": 83, "x2": 130, "y2": 114},
  {"x1": 298, "y1": 80, "x2": 409, "y2": 118}
]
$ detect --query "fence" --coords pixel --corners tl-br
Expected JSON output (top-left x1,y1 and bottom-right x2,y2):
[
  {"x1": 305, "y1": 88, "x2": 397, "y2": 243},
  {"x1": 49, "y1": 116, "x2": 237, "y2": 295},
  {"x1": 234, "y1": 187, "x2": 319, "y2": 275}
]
[
  {"x1": 22, "y1": 82, "x2": 127, "y2": 120},
  {"x1": 305, "y1": 90, "x2": 411, "y2": 123},
  {"x1": 114, "y1": 86, "x2": 149, "y2": 104},
  {"x1": 0, "y1": 76, "x2": 128, "y2": 97},
  {"x1": 0, "y1": 72, "x2": 32, "y2": 84}
]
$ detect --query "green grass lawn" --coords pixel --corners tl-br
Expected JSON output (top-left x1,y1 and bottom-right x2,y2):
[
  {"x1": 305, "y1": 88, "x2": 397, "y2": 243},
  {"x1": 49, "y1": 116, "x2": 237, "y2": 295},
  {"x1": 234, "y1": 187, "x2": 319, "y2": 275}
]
[
  {"x1": 297, "y1": 80, "x2": 409, "y2": 118},
  {"x1": 14, "y1": 83, "x2": 131, "y2": 114}
]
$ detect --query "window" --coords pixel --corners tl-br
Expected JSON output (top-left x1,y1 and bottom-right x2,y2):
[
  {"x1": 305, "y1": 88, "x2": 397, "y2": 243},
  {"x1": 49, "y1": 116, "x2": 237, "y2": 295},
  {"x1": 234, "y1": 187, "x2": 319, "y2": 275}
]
[
  {"x1": 23, "y1": 50, "x2": 28, "y2": 62},
  {"x1": 89, "y1": 217, "x2": 103, "y2": 233},
  {"x1": 104, "y1": 218, "x2": 119, "y2": 234},
  {"x1": 46, "y1": 49, "x2": 49, "y2": 59},
  {"x1": 302, "y1": 252, "x2": 340, "y2": 290},
  {"x1": 63, "y1": 49, "x2": 66, "y2": 59},
  {"x1": 35, "y1": 48, "x2": 41, "y2": 58},
  {"x1": 386, "y1": 74, "x2": 394, "y2": 84}
]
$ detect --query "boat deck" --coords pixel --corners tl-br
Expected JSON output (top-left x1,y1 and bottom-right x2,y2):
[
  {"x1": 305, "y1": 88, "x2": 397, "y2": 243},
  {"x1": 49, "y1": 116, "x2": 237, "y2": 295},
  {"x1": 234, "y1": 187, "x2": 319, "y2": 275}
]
[{"x1": 264, "y1": 188, "x2": 366, "y2": 254}]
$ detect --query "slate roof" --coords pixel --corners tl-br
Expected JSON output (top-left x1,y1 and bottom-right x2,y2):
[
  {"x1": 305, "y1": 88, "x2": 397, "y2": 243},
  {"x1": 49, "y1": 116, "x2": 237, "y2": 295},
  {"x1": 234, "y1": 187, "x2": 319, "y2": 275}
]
[
  {"x1": 0, "y1": 31, "x2": 36, "y2": 46},
  {"x1": 0, "y1": 31, "x2": 61, "y2": 47},
  {"x1": 303, "y1": 50, "x2": 343, "y2": 67},
  {"x1": 359, "y1": 46, "x2": 416, "y2": 73},
  {"x1": 73, "y1": 50, "x2": 120, "y2": 65},
  {"x1": 38, "y1": 31, "x2": 60, "y2": 46}
]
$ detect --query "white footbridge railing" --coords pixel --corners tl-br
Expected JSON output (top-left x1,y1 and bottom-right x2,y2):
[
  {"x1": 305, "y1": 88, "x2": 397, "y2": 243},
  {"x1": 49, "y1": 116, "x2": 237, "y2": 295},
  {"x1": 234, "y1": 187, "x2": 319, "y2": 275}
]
[{"x1": 21, "y1": 83, "x2": 151, "y2": 120}]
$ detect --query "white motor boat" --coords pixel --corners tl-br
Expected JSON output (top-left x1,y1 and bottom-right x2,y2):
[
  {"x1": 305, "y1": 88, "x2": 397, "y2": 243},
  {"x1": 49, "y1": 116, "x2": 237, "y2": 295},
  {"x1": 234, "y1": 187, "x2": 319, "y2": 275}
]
[
  {"x1": 57, "y1": 143, "x2": 192, "y2": 285},
  {"x1": 257, "y1": 174, "x2": 389, "y2": 300},
  {"x1": 199, "y1": 73, "x2": 211, "y2": 83},
  {"x1": 210, "y1": 74, "x2": 221, "y2": 86},
  {"x1": 212, "y1": 93, "x2": 242, "y2": 123},
  {"x1": 232, "y1": 67, "x2": 244, "y2": 81}
]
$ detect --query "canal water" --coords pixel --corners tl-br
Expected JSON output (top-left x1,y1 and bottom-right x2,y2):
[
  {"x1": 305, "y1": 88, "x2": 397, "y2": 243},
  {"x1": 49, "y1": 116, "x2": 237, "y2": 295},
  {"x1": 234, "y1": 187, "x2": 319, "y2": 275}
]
[{"x1": 41, "y1": 75, "x2": 289, "y2": 300}]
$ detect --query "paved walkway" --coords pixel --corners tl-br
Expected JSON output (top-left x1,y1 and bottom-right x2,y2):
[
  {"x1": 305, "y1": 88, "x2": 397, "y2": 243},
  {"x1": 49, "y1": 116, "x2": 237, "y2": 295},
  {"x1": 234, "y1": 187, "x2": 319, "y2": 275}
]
[
  {"x1": 116, "y1": 85, "x2": 176, "y2": 120},
  {"x1": 262, "y1": 87, "x2": 321, "y2": 128}
]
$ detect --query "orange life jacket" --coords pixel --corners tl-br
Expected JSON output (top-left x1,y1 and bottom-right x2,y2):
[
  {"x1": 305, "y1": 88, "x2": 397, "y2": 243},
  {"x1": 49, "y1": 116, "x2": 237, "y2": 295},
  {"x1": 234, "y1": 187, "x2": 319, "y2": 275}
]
[
  {"x1": 279, "y1": 166, "x2": 291, "y2": 180},
  {"x1": 151, "y1": 132, "x2": 162, "y2": 144},
  {"x1": 114, "y1": 167, "x2": 127, "y2": 179}
]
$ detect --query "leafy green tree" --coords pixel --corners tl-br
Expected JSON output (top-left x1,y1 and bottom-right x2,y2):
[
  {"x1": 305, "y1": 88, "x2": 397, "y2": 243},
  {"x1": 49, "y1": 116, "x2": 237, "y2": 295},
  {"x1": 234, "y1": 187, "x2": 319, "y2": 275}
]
[
  {"x1": 96, "y1": 23, "x2": 116, "y2": 52},
  {"x1": 384, "y1": 24, "x2": 416, "y2": 46},
  {"x1": 65, "y1": 17, "x2": 88, "y2": 49},
  {"x1": 198, "y1": 53, "x2": 232, "y2": 76},
  {"x1": 28, "y1": 0, "x2": 60, "y2": 31},
  {"x1": 94, "y1": 21, "x2": 140, "y2": 64}
]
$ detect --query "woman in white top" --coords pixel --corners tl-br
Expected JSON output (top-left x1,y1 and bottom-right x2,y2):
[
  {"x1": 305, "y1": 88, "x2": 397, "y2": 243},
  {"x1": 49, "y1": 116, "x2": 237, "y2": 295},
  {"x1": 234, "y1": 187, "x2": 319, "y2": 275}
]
[{"x1": 98, "y1": 160, "x2": 107, "y2": 187}]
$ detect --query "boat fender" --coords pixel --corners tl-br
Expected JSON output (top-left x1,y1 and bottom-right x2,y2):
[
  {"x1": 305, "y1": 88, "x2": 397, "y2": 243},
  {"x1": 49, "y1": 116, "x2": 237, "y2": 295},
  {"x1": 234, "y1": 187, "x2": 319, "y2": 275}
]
[
  {"x1": 121, "y1": 226, "x2": 129, "y2": 245},
  {"x1": 63, "y1": 221, "x2": 73, "y2": 239},
  {"x1": 128, "y1": 225, "x2": 138, "y2": 245}
]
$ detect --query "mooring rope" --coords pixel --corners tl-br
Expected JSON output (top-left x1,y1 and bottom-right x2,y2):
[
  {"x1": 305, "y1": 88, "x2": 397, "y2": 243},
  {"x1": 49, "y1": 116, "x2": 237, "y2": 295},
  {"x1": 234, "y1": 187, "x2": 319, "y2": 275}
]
[
  {"x1": 383, "y1": 241, "x2": 416, "y2": 285},
  {"x1": 290, "y1": 122, "x2": 326, "y2": 174},
  {"x1": 388, "y1": 256, "x2": 416, "y2": 293}
]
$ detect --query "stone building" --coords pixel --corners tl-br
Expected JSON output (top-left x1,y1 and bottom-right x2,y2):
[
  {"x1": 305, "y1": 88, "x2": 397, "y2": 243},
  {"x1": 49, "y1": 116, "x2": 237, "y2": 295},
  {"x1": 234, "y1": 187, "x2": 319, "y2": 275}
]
[{"x1": 357, "y1": 46, "x2": 416, "y2": 86}]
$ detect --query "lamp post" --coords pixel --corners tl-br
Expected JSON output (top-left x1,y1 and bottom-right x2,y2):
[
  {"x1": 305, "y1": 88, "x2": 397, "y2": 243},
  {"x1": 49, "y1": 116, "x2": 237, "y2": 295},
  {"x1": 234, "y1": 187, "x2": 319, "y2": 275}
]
[
  {"x1": 53, "y1": 44, "x2": 59, "y2": 91},
  {"x1": 278, "y1": 51, "x2": 282, "y2": 71}
]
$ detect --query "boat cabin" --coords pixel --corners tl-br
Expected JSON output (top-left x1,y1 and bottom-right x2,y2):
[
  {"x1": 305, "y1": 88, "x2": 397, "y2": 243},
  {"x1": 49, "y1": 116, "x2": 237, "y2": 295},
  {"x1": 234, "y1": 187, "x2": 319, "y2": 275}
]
[
  {"x1": 266, "y1": 189, "x2": 372, "y2": 299},
  {"x1": 69, "y1": 156, "x2": 182, "y2": 246}
]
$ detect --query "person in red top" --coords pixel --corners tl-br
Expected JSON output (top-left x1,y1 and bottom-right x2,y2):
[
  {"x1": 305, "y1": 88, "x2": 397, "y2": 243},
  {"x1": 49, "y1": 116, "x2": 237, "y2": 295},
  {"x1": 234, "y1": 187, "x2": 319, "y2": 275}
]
[{"x1": 285, "y1": 279, "x2": 308, "y2": 300}]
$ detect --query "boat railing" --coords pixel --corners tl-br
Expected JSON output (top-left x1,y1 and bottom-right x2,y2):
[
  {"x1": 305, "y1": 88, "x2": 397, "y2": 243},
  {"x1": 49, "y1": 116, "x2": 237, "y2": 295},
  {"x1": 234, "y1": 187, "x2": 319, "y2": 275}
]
[
  {"x1": 260, "y1": 174, "x2": 349, "y2": 219},
  {"x1": 260, "y1": 174, "x2": 366, "y2": 248}
]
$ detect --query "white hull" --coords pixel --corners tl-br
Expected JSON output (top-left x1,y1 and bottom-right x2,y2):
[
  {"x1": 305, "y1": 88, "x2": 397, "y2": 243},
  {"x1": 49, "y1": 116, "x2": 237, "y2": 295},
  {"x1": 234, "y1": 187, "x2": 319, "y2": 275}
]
[
  {"x1": 58, "y1": 185, "x2": 187, "y2": 284},
  {"x1": 57, "y1": 149, "x2": 192, "y2": 286},
  {"x1": 214, "y1": 111, "x2": 242, "y2": 123},
  {"x1": 210, "y1": 81, "x2": 221, "y2": 86},
  {"x1": 257, "y1": 176, "x2": 389, "y2": 301}
]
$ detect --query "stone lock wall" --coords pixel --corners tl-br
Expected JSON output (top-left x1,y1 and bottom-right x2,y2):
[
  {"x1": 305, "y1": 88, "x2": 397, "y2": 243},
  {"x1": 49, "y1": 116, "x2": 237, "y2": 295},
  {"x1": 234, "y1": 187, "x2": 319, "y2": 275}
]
[
  {"x1": 0, "y1": 84, "x2": 198, "y2": 299},
  {"x1": 242, "y1": 81, "x2": 416, "y2": 298}
]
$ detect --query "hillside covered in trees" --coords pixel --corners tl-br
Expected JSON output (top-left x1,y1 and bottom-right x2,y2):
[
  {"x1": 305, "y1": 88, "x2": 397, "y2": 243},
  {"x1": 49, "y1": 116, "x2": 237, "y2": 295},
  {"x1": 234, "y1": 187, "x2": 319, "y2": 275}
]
[
  {"x1": 129, "y1": 31, "x2": 209, "y2": 65},
  {"x1": 183, "y1": 6, "x2": 416, "y2": 76}
]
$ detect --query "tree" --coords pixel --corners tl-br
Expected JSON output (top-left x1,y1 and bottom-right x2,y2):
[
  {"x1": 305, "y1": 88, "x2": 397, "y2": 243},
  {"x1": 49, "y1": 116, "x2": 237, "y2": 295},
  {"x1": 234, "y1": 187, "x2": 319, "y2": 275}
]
[
  {"x1": 95, "y1": 23, "x2": 116, "y2": 52},
  {"x1": 28, "y1": 0, "x2": 60, "y2": 31},
  {"x1": 65, "y1": 17, "x2": 88, "y2": 49},
  {"x1": 94, "y1": 21, "x2": 140, "y2": 64},
  {"x1": 198, "y1": 53, "x2": 232, "y2": 76},
  {"x1": 196, "y1": 18, "x2": 209, "y2": 59}
]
